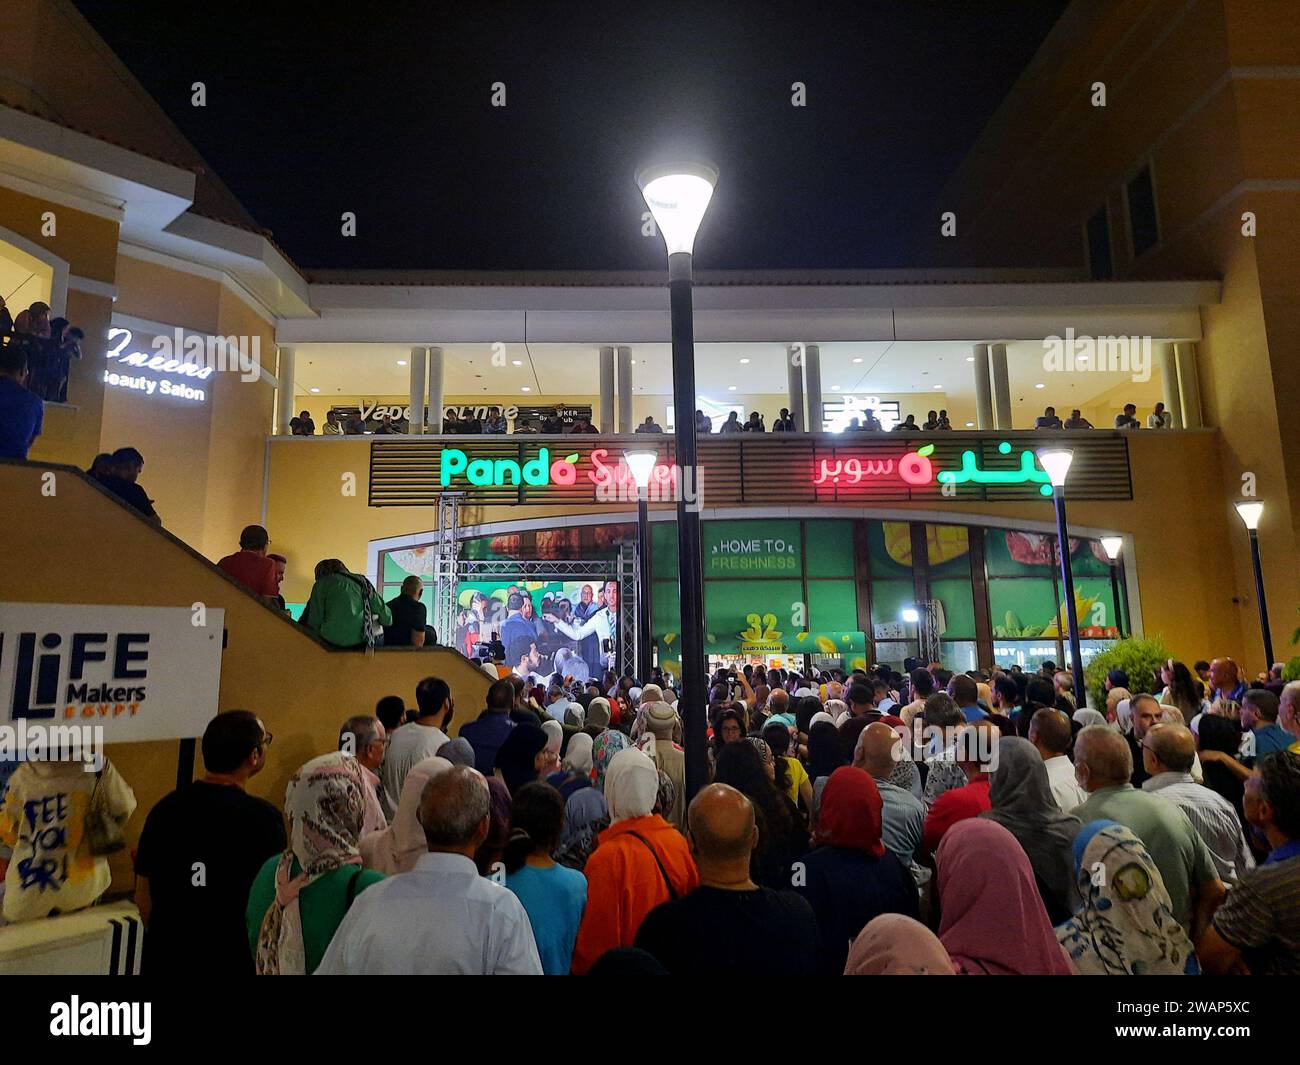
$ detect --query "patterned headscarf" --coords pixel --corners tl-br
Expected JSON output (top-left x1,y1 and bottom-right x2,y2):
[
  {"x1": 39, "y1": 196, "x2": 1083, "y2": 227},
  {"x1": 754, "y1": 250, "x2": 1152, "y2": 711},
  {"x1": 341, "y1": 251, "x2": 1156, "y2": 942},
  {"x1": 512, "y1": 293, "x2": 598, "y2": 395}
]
[
  {"x1": 746, "y1": 736, "x2": 773, "y2": 766},
  {"x1": 256, "y1": 752, "x2": 368, "y2": 974},
  {"x1": 653, "y1": 769, "x2": 676, "y2": 819},
  {"x1": 1056, "y1": 821, "x2": 1200, "y2": 975},
  {"x1": 591, "y1": 729, "x2": 629, "y2": 793}
]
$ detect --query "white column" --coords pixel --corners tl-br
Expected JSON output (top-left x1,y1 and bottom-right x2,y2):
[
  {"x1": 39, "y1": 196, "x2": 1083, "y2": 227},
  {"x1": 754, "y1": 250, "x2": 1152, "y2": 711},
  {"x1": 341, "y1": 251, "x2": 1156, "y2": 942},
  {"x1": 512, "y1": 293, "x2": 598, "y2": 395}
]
[
  {"x1": 990, "y1": 342, "x2": 1012, "y2": 429},
  {"x1": 1155, "y1": 341, "x2": 1181, "y2": 428},
  {"x1": 598, "y1": 346, "x2": 615, "y2": 433},
  {"x1": 787, "y1": 344, "x2": 805, "y2": 431},
  {"x1": 408, "y1": 346, "x2": 427, "y2": 434},
  {"x1": 1175, "y1": 342, "x2": 1202, "y2": 428},
  {"x1": 276, "y1": 345, "x2": 295, "y2": 435},
  {"x1": 973, "y1": 343, "x2": 993, "y2": 429},
  {"x1": 804, "y1": 344, "x2": 823, "y2": 432},
  {"x1": 616, "y1": 345, "x2": 634, "y2": 433},
  {"x1": 427, "y1": 346, "x2": 445, "y2": 433}
]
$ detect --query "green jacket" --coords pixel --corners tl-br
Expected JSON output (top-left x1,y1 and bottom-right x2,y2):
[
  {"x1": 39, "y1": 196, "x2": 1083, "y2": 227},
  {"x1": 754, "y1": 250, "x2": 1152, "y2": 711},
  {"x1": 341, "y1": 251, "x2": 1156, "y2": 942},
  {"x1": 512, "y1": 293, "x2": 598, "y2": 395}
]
[{"x1": 303, "y1": 570, "x2": 392, "y2": 648}]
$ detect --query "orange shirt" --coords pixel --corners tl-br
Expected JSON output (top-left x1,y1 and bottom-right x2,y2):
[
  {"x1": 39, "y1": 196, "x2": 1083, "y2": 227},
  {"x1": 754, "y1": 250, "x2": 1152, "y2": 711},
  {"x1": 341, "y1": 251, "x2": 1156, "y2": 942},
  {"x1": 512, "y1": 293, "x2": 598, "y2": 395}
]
[{"x1": 570, "y1": 814, "x2": 698, "y2": 973}]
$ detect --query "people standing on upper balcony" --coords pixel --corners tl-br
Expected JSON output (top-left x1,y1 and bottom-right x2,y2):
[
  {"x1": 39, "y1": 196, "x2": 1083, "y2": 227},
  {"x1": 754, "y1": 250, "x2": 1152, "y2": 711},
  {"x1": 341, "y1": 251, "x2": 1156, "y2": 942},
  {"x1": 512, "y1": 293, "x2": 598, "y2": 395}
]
[
  {"x1": 1063, "y1": 409, "x2": 1093, "y2": 429},
  {"x1": 743, "y1": 411, "x2": 765, "y2": 432},
  {"x1": 294, "y1": 411, "x2": 315, "y2": 436},
  {"x1": 343, "y1": 410, "x2": 366, "y2": 435},
  {"x1": 268, "y1": 553, "x2": 288, "y2": 611},
  {"x1": 635, "y1": 415, "x2": 663, "y2": 433},
  {"x1": 892, "y1": 414, "x2": 920, "y2": 432},
  {"x1": 1035, "y1": 406, "x2": 1062, "y2": 429},
  {"x1": 302, "y1": 558, "x2": 392, "y2": 650},
  {"x1": 0, "y1": 341, "x2": 43, "y2": 460},
  {"x1": 94, "y1": 446, "x2": 160, "y2": 523},
  {"x1": 0, "y1": 295, "x2": 11, "y2": 335},
  {"x1": 460, "y1": 409, "x2": 484, "y2": 434},
  {"x1": 861, "y1": 409, "x2": 884, "y2": 432},
  {"x1": 936, "y1": 410, "x2": 952, "y2": 429},
  {"x1": 485, "y1": 407, "x2": 508, "y2": 434},
  {"x1": 374, "y1": 414, "x2": 401, "y2": 435},
  {"x1": 1147, "y1": 402, "x2": 1172, "y2": 429},
  {"x1": 384, "y1": 575, "x2": 431, "y2": 648},
  {"x1": 1115, "y1": 403, "x2": 1141, "y2": 429},
  {"x1": 322, "y1": 410, "x2": 344, "y2": 435},
  {"x1": 719, "y1": 411, "x2": 744, "y2": 433},
  {"x1": 922, "y1": 410, "x2": 940, "y2": 430},
  {"x1": 539, "y1": 411, "x2": 562, "y2": 433},
  {"x1": 567, "y1": 415, "x2": 599, "y2": 434},
  {"x1": 772, "y1": 408, "x2": 795, "y2": 432},
  {"x1": 695, "y1": 409, "x2": 712, "y2": 434}
]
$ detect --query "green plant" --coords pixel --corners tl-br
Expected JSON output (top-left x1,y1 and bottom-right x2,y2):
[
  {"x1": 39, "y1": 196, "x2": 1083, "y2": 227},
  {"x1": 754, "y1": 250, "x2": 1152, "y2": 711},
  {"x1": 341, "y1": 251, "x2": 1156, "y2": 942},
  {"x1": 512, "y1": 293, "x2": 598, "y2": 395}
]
[
  {"x1": 1283, "y1": 656, "x2": 1300, "y2": 683},
  {"x1": 1083, "y1": 635, "x2": 1172, "y2": 712}
]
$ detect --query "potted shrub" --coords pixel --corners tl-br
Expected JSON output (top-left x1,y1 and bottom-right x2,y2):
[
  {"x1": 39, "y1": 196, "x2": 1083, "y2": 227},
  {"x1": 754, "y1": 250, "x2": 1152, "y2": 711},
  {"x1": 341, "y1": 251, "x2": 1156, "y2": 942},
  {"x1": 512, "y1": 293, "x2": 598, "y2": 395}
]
[{"x1": 1083, "y1": 635, "x2": 1172, "y2": 713}]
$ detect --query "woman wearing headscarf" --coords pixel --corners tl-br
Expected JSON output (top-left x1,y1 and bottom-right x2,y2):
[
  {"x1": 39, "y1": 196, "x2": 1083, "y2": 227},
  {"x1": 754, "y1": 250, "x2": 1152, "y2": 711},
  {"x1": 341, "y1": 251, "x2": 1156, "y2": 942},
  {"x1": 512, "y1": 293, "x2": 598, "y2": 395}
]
[
  {"x1": 360, "y1": 755, "x2": 451, "y2": 875},
  {"x1": 1057, "y1": 821, "x2": 1200, "y2": 975},
  {"x1": 934, "y1": 818, "x2": 1074, "y2": 975},
  {"x1": 548, "y1": 732, "x2": 595, "y2": 800},
  {"x1": 584, "y1": 697, "x2": 613, "y2": 737},
  {"x1": 475, "y1": 776, "x2": 514, "y2": 876},
  {"x1": 979, "y1": 736, "x2": 1082, "y2": 924},
  {"x1": 794, "y1": 766, "x2": 919, "y2": 976},
  {"x1": 808, "y1": 719, "x2": 848, "y2": 824},
  {"x1": 1072, "y1": 708, "x2": 1109, "y2": 729},
  {"x1": 249, "y1": 753, "x2": 385, "y2": 974},
  {"x1": 591, "y1": 728, "x2": 630, "y2": 792},
  {"x1": 571, "y1": 747, "x2": 699, "y2": 973},
  {"x1": 845, "y1": 913, "x2": 957, "y2": 975},
  {"x1": 494, "y1": 722, "x2": 551, "y2": 795}
]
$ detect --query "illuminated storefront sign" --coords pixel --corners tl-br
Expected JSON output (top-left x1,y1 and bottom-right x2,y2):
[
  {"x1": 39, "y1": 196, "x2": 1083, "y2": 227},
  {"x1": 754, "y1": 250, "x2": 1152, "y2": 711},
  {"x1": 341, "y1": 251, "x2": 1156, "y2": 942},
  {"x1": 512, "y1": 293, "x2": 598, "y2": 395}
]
[
  {"x1": 440, "y1": 447, "x2": 579, "y2": 487},
  {"x1": 812, "y1": 442, "x2": 1050, "y2": 494},
  {"x1": 103, "y1": 328, "x2": 212, "y2": 404}
]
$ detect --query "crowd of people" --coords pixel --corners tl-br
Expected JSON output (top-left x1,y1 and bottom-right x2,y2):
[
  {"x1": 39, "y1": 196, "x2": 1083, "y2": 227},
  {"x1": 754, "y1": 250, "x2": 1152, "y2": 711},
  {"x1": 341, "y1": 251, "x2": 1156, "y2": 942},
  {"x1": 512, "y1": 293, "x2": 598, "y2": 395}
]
[
  {"x1": 5, "y1": 649, "x2": 1296, "y2": 977},
  {"x1": 0, "y1": 297, "x2": 86, "y2": 461}
]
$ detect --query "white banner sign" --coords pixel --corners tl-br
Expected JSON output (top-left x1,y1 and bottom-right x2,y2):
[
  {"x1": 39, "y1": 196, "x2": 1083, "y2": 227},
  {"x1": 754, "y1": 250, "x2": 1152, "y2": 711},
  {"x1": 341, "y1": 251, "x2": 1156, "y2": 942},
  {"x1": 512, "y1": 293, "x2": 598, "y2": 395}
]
[{"x1": 0, "y1": 604, "x2": 224, "y2": 743}]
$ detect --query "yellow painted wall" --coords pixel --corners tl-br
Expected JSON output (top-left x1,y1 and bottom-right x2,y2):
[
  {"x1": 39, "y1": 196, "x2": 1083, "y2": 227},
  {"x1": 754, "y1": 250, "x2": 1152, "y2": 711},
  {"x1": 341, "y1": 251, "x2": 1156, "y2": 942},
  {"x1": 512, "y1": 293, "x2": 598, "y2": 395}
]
[
  {"x1": 99, "y1": 260, "x2": 278, "y2": 562},
  {"x1": 263, "y1": 430, "x2": 1248, "y2": 670},
  {"x1": 0, "y1": 460, "x2": 491, "y2": 897}
]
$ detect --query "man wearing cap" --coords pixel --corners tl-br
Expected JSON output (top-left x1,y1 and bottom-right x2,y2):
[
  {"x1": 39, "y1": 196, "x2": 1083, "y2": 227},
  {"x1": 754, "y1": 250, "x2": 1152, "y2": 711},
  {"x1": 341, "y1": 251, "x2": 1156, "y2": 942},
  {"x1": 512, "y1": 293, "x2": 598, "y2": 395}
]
[
  {"x1": 217, "y1": 525, "x2": 280, "y2": 603},
  {"x1": 642, "y1": 697, "x2": 686, "y2": 827}
]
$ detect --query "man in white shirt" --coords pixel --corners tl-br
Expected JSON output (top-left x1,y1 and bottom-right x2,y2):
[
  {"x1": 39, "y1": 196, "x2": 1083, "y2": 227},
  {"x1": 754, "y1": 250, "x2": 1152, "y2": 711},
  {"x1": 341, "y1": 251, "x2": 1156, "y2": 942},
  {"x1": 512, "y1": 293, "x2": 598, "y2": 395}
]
[
  {"x1": 1146, "y1": 402, "x2": 1172, "y2": 429},
  {"x1": 1028, "y1": 707, "x2": 1088, "y2": 812},
  {"x1": 380, "y1": 676, "x2": 454, "y2": 818},
  {"x1": 545, "y1": 605, "x2": 614, "y2": 670},
  {"x1": 317, "y1": 765, "x2": 542, "y2": 975},
  {"x1": 1141, "y1": 723, "x2": 1254, "y2": 886}
]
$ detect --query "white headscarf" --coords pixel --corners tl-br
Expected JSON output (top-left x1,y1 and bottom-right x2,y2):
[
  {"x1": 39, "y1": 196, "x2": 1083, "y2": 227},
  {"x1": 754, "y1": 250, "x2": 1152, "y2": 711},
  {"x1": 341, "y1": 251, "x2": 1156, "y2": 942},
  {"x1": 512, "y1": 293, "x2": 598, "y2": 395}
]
[
  {"x1": 563, "y1": 732, "x2": 594, "y2": 776},
  {"x1": 1116, "y1": 697, "x2": 1134, "y2": 734},
  {"x1": 541, "y1": 718, "x2": 563, "y2": 757},
  {"x1": 603, "y1": 747, "x2": 660, "y2": 824},
  {"x1": 809, "y1": 711, "x2": 836, "y2": 728},
  {"x1": 1073, "y1": 708, "x2": 1108, "y2": 728},
  {"x1": 360, "y1": 755, "x2": 451, "y2": 875}
]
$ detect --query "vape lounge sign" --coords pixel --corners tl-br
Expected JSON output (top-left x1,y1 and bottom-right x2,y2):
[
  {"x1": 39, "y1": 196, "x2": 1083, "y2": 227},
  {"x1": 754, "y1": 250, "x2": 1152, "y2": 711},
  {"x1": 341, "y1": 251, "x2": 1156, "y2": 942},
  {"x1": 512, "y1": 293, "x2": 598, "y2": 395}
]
[{"x1": 0, "y1": 604, "x2": 224, "y2": 742}]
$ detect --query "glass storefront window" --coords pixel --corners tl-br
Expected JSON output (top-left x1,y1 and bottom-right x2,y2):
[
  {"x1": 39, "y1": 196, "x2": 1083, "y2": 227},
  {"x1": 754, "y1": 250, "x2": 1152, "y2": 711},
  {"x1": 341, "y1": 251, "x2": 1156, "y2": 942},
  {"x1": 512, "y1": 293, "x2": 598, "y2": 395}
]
[
  {"x1": 868, "y1": 521, "x2": 914, "y2": 578},
  {"x1": 870, "y1": 580, "x2": 914, "y2": 632},
  {"x1": 940, "y1": 641, "x2": 978, "y2": 673},
  {"x1": 805, "y1": 520, "x2": 856, "y2": 577},
  {"x1": 993, "y1": 640, "x2": 1063, "y2": 670},
  {"x1": 924, "y1": 525, "x2": 972, "y2": 576},
  {"x1": 988, "y1": 577, "x2": 1059, "y2": 641},
  {"x1": 930, "y1": 578, "x2": 976, "y2": 639},
  {"x1": 873, "y1": 641, "x2": 915, "y2": 672}
]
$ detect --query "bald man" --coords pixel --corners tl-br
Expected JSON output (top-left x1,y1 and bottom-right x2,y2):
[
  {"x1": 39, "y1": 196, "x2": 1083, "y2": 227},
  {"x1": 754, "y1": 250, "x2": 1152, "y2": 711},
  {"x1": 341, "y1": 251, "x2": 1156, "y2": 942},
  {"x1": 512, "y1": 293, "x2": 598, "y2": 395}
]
[
  {"x1": 1209, "y1": 657, "x2": 1246, "y2": 704},
  {"x1": 633, "y1": 783, "x2": 819, "y2": 977},
  {"x1": 1072, "y1": 725, "x2": 1226, "y2": 937},
  {"x1": 1142, "y1": 724, "x2": 1255, "y2": 886},
  {"x1": 853, "y1": 723, "x2": 925, "y2": 867}
]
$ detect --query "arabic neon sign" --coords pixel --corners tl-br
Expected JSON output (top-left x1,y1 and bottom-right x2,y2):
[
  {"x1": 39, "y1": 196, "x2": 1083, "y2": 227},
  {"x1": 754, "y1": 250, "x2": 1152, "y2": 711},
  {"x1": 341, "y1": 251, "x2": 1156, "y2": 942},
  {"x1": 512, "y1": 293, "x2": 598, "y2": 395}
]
[{"x1": 813, "y1": 441, "x2": 1053, "y2": 494}]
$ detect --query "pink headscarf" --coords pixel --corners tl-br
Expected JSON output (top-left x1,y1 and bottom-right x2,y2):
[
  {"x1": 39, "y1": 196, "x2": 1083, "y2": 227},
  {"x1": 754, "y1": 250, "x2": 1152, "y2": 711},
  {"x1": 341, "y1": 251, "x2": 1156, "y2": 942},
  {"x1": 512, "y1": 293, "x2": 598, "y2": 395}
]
[
  {"x1": 935, "y1": 819, "x2": 1073, "y2": 976},
  {"x1": 845, "y1": 914, "x2": 956, "y2": 975}
]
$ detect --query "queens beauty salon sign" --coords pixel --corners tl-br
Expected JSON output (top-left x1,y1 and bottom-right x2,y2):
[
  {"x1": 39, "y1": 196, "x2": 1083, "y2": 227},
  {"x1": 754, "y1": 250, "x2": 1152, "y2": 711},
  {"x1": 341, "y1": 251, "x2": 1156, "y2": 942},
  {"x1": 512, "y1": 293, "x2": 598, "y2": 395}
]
[{"x1": 0, "y1": 604, "x2": 224, "y2": 743}]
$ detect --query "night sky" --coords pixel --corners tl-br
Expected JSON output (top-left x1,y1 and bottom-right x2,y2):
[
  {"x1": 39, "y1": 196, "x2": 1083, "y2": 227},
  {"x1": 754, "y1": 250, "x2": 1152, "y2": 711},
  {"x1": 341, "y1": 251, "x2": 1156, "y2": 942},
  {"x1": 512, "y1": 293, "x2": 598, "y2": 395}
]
[{"x1": 73, "y1": 0, "x2": 1067, "y2": 273}]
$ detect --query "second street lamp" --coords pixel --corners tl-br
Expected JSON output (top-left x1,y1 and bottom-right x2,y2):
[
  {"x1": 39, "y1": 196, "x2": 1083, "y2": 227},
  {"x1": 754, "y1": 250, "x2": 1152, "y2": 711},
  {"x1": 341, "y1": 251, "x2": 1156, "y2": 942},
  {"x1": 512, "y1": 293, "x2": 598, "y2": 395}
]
[
  {"x1": 638, "y1": 161, "x2": 717, "y2": 801},
  {"x1": 625, "y1": 449, "x2": 658, "y2": 683},
  {"x1": 1038, "y1": 448, "x2": 1086, "y2": 705},
  {"x1": 1100, "y1": 535, "x2": 1125, "y2": 638},
  {"x1": 1234, "y1": 500, "x2": 1274, "y2": 669}
]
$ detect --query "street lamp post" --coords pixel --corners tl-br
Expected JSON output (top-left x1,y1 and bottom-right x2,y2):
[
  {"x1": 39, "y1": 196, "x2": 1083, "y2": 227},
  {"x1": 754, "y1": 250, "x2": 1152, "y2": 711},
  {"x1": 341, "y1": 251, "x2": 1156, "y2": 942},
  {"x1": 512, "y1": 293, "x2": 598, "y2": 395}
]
[
  {"x1": 638, "y1": 161, "x2": 717, "y2": 801},
  {"x1": 625, "y1": 450, "x2": 658, "y2": 683},
  {"x1": 1234, "y1": 501, "x2": 1274, "y2": 668},
  {"x1": 1038, "y1": 449, "x2": 1086, "y2": 705},
  {"x1": 1100, "y1": 535, "x2": 1125, "y2": 639}
]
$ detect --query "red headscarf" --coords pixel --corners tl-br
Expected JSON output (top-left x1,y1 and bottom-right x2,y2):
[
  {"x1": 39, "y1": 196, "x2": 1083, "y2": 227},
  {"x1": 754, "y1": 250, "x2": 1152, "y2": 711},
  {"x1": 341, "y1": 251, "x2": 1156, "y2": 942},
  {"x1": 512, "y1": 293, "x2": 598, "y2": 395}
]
[{"x1": 815, "y1": 766, "x2": 885, "y2": 857}]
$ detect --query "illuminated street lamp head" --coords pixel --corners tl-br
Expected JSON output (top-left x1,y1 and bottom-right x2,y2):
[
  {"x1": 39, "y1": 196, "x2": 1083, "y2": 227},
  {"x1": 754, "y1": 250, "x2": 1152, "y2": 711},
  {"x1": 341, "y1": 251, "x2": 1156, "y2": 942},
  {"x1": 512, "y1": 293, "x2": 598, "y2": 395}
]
[
  {"x1": 1235, "y1": 500, "x2": 1265, "y2": 531},
  {"x1": 624, "y1": 450, "x2": 659, "y2": 490},
  {"x1": 637, "y1": 162, "x2": 718, "y2": 256},
  {"x1": 1035, "y1": 448, "x2": 1075, "y2": 488},
  {"x1": 1100, "y1": 536, "x2": 1123, "y2": 561},
  {"x1": 900, "y1": 607, "x2": 921, "y2": 624}
]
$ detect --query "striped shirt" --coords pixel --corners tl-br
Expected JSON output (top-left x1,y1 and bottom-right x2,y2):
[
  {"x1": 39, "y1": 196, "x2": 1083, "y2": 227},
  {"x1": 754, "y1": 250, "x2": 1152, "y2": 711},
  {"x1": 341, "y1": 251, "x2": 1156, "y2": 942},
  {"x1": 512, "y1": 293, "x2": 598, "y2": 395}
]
[{"x1": 1142, "y1": 771, "x2": 1255, "y2": 885}]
